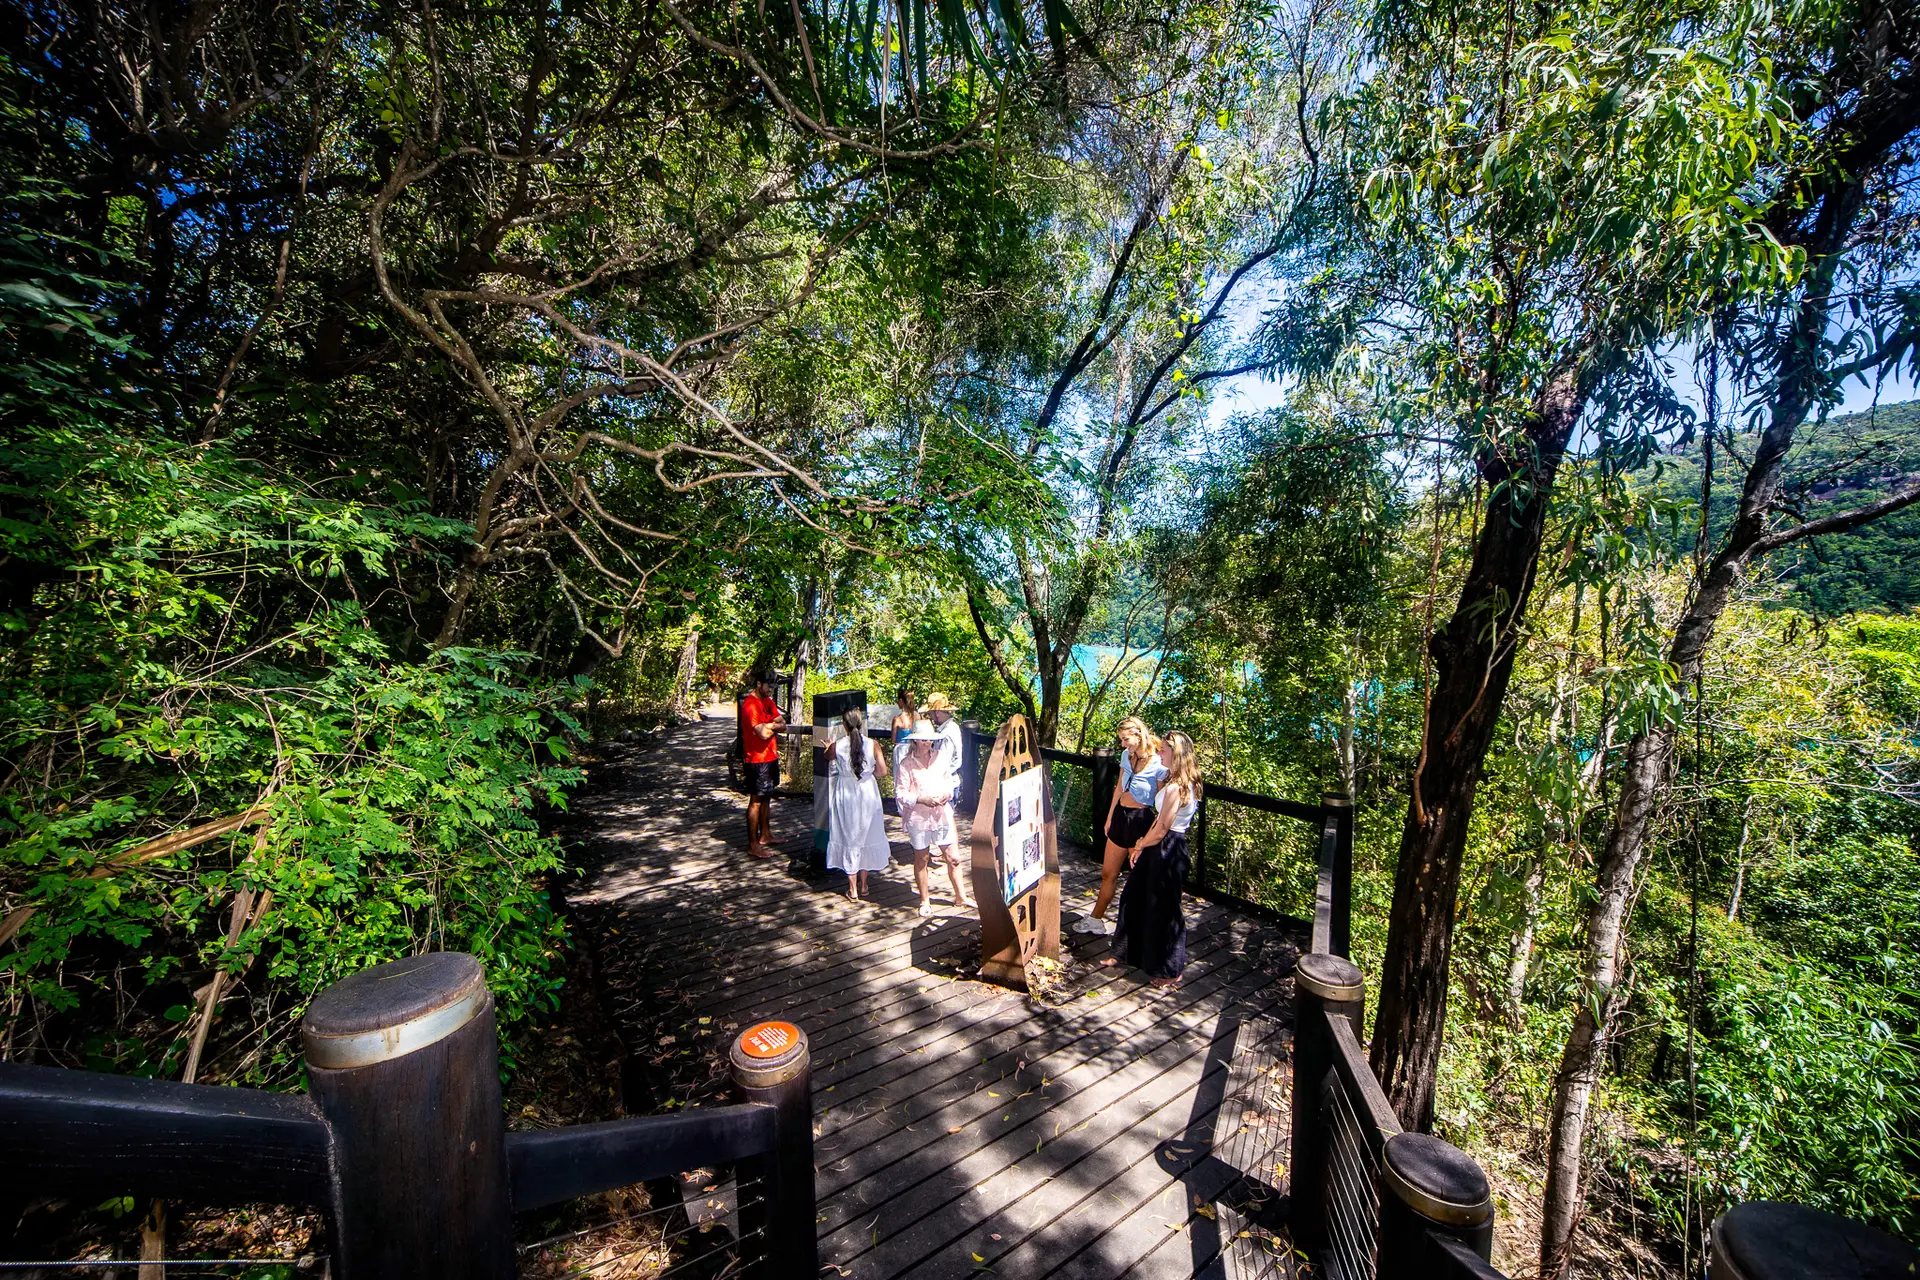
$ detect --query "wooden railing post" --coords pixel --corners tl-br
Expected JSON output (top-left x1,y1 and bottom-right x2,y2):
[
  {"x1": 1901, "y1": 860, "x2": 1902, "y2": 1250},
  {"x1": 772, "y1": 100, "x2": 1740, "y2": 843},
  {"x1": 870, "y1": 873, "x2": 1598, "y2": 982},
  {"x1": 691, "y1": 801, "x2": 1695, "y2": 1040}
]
[
  {"x1": 1090, "y1": 746, "x2": 1118, "y2": 854},
  {"x1": 730, "y1": 1021, "x2": 815, "y2": 1279},
  {"x1": 302, "y1": 952, "x2": 514, "y2": 1279},
  {"x1": 1376, "y1": 1132, "x2": 1494, "y2": 1277},
  {"x1": 1321, "y1": 791, "x2": 1354, "y2": 958},
  {"x1": 960, "y1": 720, "x2": 983, "y2": 813},
  {"x1": 1191, "y1": 791, "x2": 1209, "y2": 893},
  {"x1": 1289, "y1": 952, "x2": 1365, "y2": 1261}
]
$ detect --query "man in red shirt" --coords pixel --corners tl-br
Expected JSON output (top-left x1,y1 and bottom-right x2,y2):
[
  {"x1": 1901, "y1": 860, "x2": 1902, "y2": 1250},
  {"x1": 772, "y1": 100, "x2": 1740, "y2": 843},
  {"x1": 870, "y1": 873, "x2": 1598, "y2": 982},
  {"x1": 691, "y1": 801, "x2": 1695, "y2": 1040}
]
[{"x1": 741, "y1": 670, "x2": 785, "y2": 858}]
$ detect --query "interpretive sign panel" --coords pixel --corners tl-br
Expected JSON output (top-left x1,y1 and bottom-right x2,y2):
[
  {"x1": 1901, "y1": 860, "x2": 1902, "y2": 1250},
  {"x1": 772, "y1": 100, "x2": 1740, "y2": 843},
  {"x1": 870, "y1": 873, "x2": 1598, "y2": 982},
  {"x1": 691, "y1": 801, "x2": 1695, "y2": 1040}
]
[
  {"x1": 1000, "y1": 766, "x2": 1046, "y2": 904},
  {"x1": 810, "y1": 690, "x2": 866, "y2": 877},
  {"x1": 970, "y1": 715, "x2": 1060, "y2": 991}
]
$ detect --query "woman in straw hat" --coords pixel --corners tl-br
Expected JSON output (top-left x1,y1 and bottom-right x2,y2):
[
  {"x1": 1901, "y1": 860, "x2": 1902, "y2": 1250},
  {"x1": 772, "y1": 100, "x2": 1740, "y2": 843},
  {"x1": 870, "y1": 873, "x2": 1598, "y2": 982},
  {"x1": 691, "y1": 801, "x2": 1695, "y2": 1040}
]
[
  {"x1": 1105, "y1": 730, "x2": 1201, "y2": 985},
  {"x1": 1075, "y1": 716, "x2": 1168, "y2": 936},
  {"x1": 922, "y1": 692, "x2": 965, "y2": 803},
  {"x1": 897, "y1": 719, "x2": 969, "y2": 916},
  {"x1": 824, "y1": 707, "x2": 893, "y2": 902}
]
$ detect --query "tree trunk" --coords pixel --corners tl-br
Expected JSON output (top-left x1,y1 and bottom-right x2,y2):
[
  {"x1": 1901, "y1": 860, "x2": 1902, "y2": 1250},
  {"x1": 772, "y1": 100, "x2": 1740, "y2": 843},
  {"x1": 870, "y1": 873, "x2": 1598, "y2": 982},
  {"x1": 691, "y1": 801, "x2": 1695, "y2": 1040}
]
[
  {"x1": 670, "y1": 629, "x2": 701, "y2": 719},
  {"x1": 1337, "y1": 665, "x2": 1358, "y2": 798},
  {"x1": 1505, "y1": 854, "x2": 1545, "y2": 1024},
  {"x1": 1539, "y1": 166, "x2": 1887, "y2": 1276},
  {"x1": 1370, "y1": 351, "x2": 1603, "y2": 1130},
  {"x1": 1036, "y1": 655, "x2": 1066, "y2": 747},
  {"x1": 1539, "y1": 725, "x2": 1668, "y2": 1274},
  {"x1": 433, "y1": 554, "x2": 485, "y2": 649},
  {"x1": 1726, "y1": 797, "x2": 1753, "y2": 921},
  {"x1": 792, "y1": 578, "x2": 820, "y2": 712}
]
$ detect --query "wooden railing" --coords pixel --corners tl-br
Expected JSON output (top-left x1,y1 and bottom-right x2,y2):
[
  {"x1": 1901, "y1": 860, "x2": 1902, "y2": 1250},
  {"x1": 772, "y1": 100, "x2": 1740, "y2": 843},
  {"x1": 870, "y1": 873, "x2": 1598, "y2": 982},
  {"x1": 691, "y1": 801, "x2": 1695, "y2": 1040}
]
[
  {"x1": 0, "y1": 953, "x2": 817, "y2": 1279},
  {"x1": 11, "y1": 712, "x2": 1903, "y2": 1277}
]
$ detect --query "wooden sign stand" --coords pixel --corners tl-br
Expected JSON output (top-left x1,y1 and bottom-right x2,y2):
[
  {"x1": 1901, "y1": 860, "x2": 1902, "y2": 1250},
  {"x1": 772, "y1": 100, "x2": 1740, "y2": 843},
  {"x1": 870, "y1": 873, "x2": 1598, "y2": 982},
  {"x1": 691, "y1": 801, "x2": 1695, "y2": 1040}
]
[{"x1": 969, "y1": 715, "x2": 1061, "y2": 991}]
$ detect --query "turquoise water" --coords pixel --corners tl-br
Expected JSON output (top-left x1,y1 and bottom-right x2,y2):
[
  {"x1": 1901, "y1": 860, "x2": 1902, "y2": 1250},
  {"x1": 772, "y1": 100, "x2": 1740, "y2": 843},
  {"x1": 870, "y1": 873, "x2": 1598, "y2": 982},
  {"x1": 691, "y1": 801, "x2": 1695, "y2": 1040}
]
[
  {"x1": 1069, "y1": 645, "x2": 1257, "y2": 685},
  {"x1": 1068, "y1": 644, "x2": 1166, "y2": 676}
]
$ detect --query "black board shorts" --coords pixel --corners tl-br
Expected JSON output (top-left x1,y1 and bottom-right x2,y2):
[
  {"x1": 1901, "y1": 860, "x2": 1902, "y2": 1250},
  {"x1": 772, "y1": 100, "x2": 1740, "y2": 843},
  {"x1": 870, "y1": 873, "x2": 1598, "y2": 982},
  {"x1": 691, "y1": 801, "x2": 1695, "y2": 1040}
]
[
  {"x1": 745, "y1": 760, "x2": 780, "y2": 797},
  {"x1": 1106, "y1": 801, "x2": 1155, "y2": 848}
]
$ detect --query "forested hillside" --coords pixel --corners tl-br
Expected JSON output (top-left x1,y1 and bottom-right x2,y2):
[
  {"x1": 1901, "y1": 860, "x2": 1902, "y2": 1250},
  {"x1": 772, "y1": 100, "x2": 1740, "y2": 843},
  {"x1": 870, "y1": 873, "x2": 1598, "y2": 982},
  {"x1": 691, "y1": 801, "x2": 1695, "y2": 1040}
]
[
  {"x1": 1644, "y1": 398, "x2": 1920, "y2": 614},
  {"x1": 4, "y1": 0, "x2": 1919, "y2": 1273}
]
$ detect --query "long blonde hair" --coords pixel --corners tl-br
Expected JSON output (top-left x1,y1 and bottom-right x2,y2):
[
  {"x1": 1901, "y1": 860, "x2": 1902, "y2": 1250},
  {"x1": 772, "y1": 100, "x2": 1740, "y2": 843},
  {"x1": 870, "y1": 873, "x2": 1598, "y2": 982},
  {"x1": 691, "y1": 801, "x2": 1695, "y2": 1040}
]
[
  {"x1": 1116, "y1": 716, "x2": 1163, "y2": 769},
  {"x1": 1163, "y1": 731, "x2": 1201, "y2": 811}
]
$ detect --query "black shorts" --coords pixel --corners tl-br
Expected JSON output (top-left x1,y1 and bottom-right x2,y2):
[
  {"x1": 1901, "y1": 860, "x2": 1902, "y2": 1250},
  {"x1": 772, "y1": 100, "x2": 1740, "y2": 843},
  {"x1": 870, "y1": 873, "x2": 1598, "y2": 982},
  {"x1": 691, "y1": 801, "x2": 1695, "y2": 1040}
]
[
  {"x1": 746, "y1": 760, "x2": 780, "y2": 797},
  {"x1": 1107, "y1": 801, "x2": 1155, "y2": 848}
]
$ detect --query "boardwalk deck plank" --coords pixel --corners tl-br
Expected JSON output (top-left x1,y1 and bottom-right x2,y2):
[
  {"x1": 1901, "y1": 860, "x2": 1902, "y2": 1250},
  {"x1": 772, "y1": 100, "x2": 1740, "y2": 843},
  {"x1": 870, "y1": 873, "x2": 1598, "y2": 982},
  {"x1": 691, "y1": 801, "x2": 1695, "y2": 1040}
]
[{"x1": 569, "y1": 720, "x2": 1306, "y2": 1278}]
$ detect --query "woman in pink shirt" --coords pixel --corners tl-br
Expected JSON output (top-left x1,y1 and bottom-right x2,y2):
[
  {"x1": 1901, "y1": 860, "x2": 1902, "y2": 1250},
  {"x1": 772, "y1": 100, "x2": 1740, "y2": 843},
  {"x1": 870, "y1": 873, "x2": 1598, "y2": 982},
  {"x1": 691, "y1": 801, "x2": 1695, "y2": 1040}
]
[{"x1": 896, "y1": 720, "x2": 969, "y2": 917}]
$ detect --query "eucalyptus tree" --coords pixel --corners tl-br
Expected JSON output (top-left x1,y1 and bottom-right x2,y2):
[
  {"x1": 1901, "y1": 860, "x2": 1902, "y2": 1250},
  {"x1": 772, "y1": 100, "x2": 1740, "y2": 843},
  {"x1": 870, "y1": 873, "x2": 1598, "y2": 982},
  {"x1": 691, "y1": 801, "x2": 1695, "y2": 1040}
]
[
  {"x1": 1539, "y1": 1, "x2": 1920, "y2": 1265},
  {"x1": 355, "y1": 0, "x2": 1087, "y2": 655},
  {"x1": 5, "y1": 0, "x2": 1089, "y2": 670},
  {"x1": 953, "y1": 0, "x2": 1351, "y2": 745},
  {"x1": 1285, "y1": 0, "x2": 1812, "y2": 1131}
]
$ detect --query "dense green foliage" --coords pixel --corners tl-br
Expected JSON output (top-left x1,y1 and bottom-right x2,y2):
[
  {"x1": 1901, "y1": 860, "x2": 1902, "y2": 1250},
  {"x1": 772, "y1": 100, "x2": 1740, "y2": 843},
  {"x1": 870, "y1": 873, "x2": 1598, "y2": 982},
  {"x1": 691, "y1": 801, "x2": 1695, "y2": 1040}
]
[
  {"x1": 1648, "y1": 400, "x2": 1920, "y2": 615},
  {"x1": 0, "y1": 0, "x2": 1072, "y2": 1081}
]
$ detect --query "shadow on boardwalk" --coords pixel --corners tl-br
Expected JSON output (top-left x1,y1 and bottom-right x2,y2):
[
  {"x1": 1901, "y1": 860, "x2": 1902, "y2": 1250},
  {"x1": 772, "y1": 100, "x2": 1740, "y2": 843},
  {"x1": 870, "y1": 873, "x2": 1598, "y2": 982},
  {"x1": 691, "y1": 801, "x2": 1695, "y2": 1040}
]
[{"x1": 566, "y1": 720, "x2": 1306, "y2": 1279}]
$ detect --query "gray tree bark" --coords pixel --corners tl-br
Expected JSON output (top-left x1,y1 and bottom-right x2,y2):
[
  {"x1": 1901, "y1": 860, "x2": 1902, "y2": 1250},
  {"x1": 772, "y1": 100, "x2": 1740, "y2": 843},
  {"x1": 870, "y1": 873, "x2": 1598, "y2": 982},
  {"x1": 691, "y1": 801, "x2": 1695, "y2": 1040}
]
[{"x1": 1538, "y1": 116, "x2": 1920, "y2": 1266}]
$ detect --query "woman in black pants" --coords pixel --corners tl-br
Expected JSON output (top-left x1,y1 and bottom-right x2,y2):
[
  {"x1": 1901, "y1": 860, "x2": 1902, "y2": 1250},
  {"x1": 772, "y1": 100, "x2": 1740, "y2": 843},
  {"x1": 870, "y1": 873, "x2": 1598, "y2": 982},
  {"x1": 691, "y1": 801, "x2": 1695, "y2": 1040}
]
[{"x1": 1106, "y1": 731, "x2": 1201, "y2": 987}]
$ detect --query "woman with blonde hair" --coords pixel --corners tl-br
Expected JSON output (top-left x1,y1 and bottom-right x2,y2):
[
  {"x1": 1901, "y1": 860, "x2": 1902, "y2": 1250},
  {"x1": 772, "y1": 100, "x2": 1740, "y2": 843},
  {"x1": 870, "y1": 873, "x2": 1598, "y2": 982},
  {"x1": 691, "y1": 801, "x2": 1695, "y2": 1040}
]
[
  {"x1": 1073, "y1": 716, "x2": 1168, "y2": 936},
  {"x1": 1107, "y1": 730, "x2": 1201, "y2": 985}
]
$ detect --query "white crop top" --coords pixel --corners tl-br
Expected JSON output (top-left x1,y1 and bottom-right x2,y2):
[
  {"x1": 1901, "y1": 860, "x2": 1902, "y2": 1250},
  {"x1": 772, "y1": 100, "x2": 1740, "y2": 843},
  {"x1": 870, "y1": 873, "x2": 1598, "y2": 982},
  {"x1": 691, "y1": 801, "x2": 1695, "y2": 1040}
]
[{"x1": 1156, "y1": 783, "x2": 1198, "y2": 834}]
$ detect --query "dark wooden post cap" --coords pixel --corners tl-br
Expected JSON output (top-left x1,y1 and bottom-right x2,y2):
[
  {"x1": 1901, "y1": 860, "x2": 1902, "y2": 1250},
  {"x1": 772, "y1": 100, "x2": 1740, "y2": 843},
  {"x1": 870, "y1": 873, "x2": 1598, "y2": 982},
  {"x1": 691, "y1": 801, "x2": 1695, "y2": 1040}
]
[
  {"x1": 1382, "y1": 1132, "x2": 1492, "y2": 1227},
  {"x1": 731, "y1": 1021, "x2": 808, "y2": 1089},
  {"x1": 302, "y1": 953, "x2": 489, "y2": 1070},
  {"x1": 1295, "y1": 952, "x2": 1364, "y2": 1002},
  {"x1": 1711, "y1": 1202, "x2": 1920, "y2": 1280}
]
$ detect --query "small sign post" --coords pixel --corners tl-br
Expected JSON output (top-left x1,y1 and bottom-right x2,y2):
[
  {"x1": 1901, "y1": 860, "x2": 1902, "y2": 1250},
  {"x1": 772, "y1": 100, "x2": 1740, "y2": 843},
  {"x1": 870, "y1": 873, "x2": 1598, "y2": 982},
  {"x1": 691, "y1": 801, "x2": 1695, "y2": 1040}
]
[
  {"x1": 969, "y1": 715, "x2": 1061, "y2": 990},
  {"x1": 809, "y1": 690, "x2": 866, "y2": 877}
]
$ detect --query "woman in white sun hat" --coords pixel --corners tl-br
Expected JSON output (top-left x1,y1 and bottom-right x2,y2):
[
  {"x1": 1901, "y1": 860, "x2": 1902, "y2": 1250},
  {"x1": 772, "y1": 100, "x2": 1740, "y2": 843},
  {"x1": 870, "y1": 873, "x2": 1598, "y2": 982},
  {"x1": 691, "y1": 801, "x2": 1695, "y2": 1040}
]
[{"x1": 896, "y1": 719, "x2": 969, "y2": 916}]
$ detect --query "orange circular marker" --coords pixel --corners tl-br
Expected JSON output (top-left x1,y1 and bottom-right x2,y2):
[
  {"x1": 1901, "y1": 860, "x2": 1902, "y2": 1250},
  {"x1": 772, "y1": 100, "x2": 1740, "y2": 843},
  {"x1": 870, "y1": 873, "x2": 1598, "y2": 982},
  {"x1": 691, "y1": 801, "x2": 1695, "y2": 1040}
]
[{"x1": 739, "y1": 1020, "x2": 801, "y2": 1059}]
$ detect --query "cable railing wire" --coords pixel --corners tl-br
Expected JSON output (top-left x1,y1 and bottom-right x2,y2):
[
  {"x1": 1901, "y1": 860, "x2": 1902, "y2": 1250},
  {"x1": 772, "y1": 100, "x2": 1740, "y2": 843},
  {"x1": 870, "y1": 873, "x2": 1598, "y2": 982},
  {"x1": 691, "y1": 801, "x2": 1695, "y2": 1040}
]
[
  {"x1": 517, "y1": 1193, "x2": 766, "y2": 1255},
  {"x1": 1325, "y1": 1065, "x2": 1382, "y2": 1280},
  {"x1": 0, "y1": 1262, "x2": 315, "y2": 1272}
]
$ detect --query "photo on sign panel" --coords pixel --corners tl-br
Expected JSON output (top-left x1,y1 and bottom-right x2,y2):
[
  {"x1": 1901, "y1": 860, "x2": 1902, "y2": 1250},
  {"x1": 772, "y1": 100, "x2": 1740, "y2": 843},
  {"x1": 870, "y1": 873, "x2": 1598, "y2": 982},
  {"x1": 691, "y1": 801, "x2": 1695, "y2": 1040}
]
[{"x1": 999, "y1": 768, "x2": 1046, "y2": 904}]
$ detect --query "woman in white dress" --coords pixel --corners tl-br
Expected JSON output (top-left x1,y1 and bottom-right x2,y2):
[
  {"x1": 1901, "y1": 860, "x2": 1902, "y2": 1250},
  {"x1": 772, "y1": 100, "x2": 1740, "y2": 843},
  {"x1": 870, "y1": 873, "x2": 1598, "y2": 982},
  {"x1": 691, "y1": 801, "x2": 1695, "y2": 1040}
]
[
  {"x1": 896, "y1": 720, "x2": 969, "y2": 917},
  {"x1": 825, "y1": 707, "x2": 893, "y2": 901}
]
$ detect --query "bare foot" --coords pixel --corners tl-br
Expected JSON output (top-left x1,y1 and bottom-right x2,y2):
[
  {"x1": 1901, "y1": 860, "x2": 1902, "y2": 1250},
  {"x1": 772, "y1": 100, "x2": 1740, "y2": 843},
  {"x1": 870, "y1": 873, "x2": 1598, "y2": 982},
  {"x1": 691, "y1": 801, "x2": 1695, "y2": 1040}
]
[
  {"x1": 1150, "y1": 976, "x2": 1181, "y2": 988},
  {"x1": 749, "y1": 844, "x2": 776, "y2": 860},
  {"x1": 1099, "y1": 957, "x2": 1120, "y2": 968}
]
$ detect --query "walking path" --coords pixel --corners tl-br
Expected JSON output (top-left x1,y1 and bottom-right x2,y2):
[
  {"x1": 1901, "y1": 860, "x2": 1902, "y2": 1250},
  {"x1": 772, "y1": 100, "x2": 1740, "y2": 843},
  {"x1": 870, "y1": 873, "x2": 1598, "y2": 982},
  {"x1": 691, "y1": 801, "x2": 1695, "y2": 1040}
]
[{"x1": 567, "y1": 719, "x2": 1306, "y2": 1279}]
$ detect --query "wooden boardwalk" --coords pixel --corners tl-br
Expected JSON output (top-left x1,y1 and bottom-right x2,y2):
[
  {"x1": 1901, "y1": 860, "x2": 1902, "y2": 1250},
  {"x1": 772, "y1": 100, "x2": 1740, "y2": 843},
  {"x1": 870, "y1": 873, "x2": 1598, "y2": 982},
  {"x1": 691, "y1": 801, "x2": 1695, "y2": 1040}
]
[{"x1": 567, "y1": 719, "x2": 1305, "y2": 1279}]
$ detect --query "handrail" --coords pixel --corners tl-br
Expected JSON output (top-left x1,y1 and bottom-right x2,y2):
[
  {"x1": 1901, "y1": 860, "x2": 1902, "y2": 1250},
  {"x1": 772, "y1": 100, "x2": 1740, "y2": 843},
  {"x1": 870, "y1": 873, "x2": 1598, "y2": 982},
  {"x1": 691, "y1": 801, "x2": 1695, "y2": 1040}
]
[
  {"x1": 0, "y1": 1062, "x2": 332, "y2": 1205},
  {"x1": 1327, "y1": 1013, "x2": 1401, "y2": 1144},
  {"x1": 505, "y1": 1103, "x2": 780, "y2": 1211},
  {"x1": 1313, "y1": 798, "x2": 1354, "y2": 958},
  {"x1": 1204, "y1": 779, "x2": 1324, "y2": 822},
  {"x1": 1039, "y1": 746, "x2": 1097, "y2": 768},
  {"x1": 1430, "y1": 1234, "x2": 1509, "y2": 1278},
  {"x1": 0, "y1": 958, "x2": 817, "y2": 1280}
]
